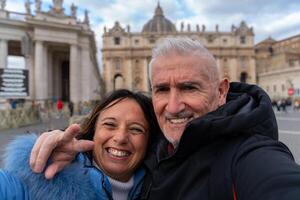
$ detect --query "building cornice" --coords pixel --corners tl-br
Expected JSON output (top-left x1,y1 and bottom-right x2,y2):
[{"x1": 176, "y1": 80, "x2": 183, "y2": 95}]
[{"x1": 259, "y1": 66, "x2": 300, "y2": 77}]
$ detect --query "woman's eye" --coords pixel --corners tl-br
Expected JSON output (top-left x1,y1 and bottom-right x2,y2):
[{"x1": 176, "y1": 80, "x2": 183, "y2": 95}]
[
  {"x1": 130, "y1": 127, "x2": 145, "y2": 135},
  {"x1": 103, "y1": 122, "x2": 116, "y2": 128}
]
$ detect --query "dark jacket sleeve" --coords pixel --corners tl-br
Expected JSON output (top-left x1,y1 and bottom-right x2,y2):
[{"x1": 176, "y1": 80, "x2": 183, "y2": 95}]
[
  {"x1": 235, "y1": 135, "x2": 300, "y2": 200},
  {"x1": 0, "y1": 169, "x2": 31, "y2": 200}
]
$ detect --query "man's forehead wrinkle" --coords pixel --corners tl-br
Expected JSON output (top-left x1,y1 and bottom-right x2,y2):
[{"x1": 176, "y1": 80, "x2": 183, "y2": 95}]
[{"x1": 156, "y1": 63, "x2": 192, "y2": 69}]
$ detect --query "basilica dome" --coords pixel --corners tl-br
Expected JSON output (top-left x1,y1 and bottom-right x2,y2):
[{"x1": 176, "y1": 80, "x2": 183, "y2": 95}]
[{"x1": 142, "y1": 3, "x2": 177, "y2": 33}]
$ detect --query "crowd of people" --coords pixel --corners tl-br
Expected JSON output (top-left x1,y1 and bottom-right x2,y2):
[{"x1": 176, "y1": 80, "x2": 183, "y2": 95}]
[{"x1": 272, "y1": 98, "x2": 300, "y2": 112}]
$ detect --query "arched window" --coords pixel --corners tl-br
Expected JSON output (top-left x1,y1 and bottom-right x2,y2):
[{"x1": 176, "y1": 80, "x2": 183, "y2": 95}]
[{"x1": 114, "y1": 74, "x2": 124, "y2": 90}]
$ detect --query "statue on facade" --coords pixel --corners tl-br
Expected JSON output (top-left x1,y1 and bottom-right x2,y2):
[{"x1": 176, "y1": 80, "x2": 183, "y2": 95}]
[
  {"x1": 216, "y1": 24, "x2": 219, "y2": 32},
  {"x1": 25, "y1": 0, "x2": 31, "y2": 15},
  {"x1": 231, "y1": 24, "x2": 236, "y2": 32},
  {"x1": 104, "y1": 26, "x2": 107, "y2": 33},
  {"x1": 202, "y1": 24, "x2": 206, "y2": 32},
  {"x1": 70, "y1": 3, "x2": 77, "y2": 18},
  {"x1": 187, "y1": 24, "x2": 191, "y2": 32},
  {"x1": 127, "y1": 25, "x2": 130, "y2": 33},
  {"x1": 196, "y1": 24, "x2": 200, "y2": 32},
  {"x1": 53, "y1": 0, "x2": 63, "y2": 10},
  {"x1": 0, "y1": 0, "x2": 6, "y2": 10},
  {"x1": 35, "y1": 0, "x2": 41, "y2": 13},
  {"x1": 181, "y1": 22, "x2": 184, "y2": 31},
  {"x1": 49, "y1": 0, "x2": 64, "y2": 14},
  {"x1": 84, "y1": 10, "x2": 90, "y2": 25}
]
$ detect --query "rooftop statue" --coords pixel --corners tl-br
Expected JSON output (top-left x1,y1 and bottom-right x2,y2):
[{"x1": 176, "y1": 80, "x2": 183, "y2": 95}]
[
  {"x1": 0, "y1": 0, "x2": 6, "y2": 10},
  {"x1": 53, "y1": 0, "x2": 63, "y2": 10}
]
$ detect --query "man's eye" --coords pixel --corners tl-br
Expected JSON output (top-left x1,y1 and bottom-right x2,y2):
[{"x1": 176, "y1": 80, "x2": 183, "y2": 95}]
[
  {"x1": 181, "y1": 85, "x2": 199, "y2": 91},
  {"x1": 185, "y1": 86, "x2": 197, "y2": 90},
  {"x1": 154, "y1": 87, "x2": 169, "y2": 93}
]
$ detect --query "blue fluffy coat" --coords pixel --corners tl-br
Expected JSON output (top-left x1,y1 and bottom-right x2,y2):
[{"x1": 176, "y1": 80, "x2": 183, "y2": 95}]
[{"x1": 3, "y1": 134, "x2": 97, "y2": 200}]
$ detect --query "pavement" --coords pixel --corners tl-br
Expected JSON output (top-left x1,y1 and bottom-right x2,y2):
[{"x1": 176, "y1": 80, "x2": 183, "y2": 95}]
[{"x1": 275, "y1": 108, "x2": 300, "y2": 164}]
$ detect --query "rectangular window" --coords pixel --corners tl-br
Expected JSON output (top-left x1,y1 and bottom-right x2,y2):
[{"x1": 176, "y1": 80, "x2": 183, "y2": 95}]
[
  {"x1": 240, "y1": 36, "x2": 246, "y2": 44},
  {"x1": 114, "y1": 37, "x2": 120, "y2": 45},
  {"x1": 115, "y1": 59, "x2": 121, "y2": 71},
  {"x1": 149, "y1": 39, "x2": 155, "y2": 44},
  {"x1": 282, "y1": 84, "x2": 285, "y2": 92}
]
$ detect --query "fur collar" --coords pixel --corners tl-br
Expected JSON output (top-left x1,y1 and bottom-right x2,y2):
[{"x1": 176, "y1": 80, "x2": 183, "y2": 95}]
[{"x1": 3, "y1": 134, "x2": 97, "y2": 200}]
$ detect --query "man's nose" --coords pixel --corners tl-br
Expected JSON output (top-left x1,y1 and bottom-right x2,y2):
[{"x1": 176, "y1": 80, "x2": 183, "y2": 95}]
[
  {"x1": 113, "y1": 127, "x2": 129, "y2": 144},
  {"x1": 166, "y1": 90, "x2": 185, "y2": 114}
]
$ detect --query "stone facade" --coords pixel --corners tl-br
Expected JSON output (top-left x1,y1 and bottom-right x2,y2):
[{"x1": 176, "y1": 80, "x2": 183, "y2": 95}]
[
  {"x1": 102, "y1": 3, "x2": 256, "y2": 93},
  {"x1": 256, "y1": 35, "x2": 300, "y2": 99},
  {"x1": 0, "y1": 0, "x2": 101, "y2": 107}
]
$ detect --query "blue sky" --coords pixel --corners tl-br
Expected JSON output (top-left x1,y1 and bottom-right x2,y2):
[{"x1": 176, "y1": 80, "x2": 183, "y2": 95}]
[{"x1": 6, "y1": 0, "x2": 300, "y2": 47}]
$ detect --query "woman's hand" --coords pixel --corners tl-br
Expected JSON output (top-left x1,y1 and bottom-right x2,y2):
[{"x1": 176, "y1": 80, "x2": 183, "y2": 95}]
[{"x1": 30, "y1": 124, "x2": 94, "y2": 179}]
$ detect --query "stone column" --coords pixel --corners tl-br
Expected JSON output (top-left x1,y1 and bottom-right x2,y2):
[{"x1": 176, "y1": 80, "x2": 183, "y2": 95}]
[
  {"x1": 25, "y1": 55, "x2": 34, "y2": 99},
  {"x1": 249, "y1": 57, "x2": 256, "y2": 84},
  {"x1": 126, "y1": 59, "x2": 133, "y2": 90},
  {"x1": 0, "y1": 39, "x2": 8, "y2": 68},
  {"x1": 52, "y1": 56, "x2": 60, "y2": 99},
  {"x1": 34, "y1": 41, "x2": 47, "y2": 101},
  {"x1": 215, "y1": 57, "x2": 222, "y2": 75},
  {"x1": 105, "y1": 59, "x2": 112, "y2": 92},
  {"x1": 47, "y1": 50, "x2": 53, "y2": 98},
  {"x1": 143, "y1": 59, "x2": 149, "y2": 92},
  {"x1": 81, "y1": 47, "x2": 90, "y2": 101},
  {"x1": 43, "y1": 42, "x2": 48, "y2": 100},
  {"x1": 70, "y1": 44, "x2": 81, "y2": 113},
  {"x1": 229, "y1": 57, "x2": 238, "y2": 82}
]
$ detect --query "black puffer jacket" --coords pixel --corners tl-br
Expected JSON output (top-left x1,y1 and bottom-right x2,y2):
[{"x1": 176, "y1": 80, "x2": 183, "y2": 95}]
[{"x1": 141, "y1": 82, "x2": 300, "y2": 200}]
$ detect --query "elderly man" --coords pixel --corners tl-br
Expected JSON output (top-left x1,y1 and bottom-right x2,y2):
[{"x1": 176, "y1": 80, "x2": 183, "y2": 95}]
[{"x1": 30, "y1": 37, "x2": 300, "y2": 199}]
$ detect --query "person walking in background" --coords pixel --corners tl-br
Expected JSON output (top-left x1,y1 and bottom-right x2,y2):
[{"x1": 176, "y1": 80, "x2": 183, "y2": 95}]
[
  {"x1": 68, "y1": 101, "x2": 74, "y2": 117},
  {"x1": 294, "y1": 99, "x2": 300, "y2": 111},
  {"x1": 56, "y1": 99, "x2": 63, "y2": 118}
]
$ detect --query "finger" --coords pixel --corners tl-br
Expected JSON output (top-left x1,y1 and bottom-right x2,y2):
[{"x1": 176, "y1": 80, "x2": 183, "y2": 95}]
[
  {"x1": 59, "y1": 124, "x2": 81, "y2": 144},
  {"x1": 30, "y1": 130, "x2": 61, "y2": 172},
  {"x1": 30, "y1": 132, "x2": 48, "y2": 169},
  {"x1": 50, "y1": 151, "x2": 76, "y2": 162},
  {"x1": 42, "y1": 140, "x2": 94, "y2": 179},
  {"x1": 33, "y1": 124, "x2": 79, "y2": 172},
  {"x1": 43, "y1": 150, "x2": 79, "y2": 179},
  {"x1": 59, "y1": 140, "x2": 94, "y2": 153},
  {"x1": 33, "y1": 131, "x2": 64, "y2": 173},
  {"x1": 44, "y1": 161, "x2": 70, "y2": 179},
  {"x1": 44, "y1": 163, "x2": 58, "y2": 179}
]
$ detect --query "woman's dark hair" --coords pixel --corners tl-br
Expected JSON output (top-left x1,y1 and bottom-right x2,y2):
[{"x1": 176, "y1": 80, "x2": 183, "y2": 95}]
[{"x1": 78, "y1": 89, "x2": 159, "y2": 158}]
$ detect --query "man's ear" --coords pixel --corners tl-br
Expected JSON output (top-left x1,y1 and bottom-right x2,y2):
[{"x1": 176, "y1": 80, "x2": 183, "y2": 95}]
[{"x1": 218, "y1": 78, "x2": 229, "y2": 106}]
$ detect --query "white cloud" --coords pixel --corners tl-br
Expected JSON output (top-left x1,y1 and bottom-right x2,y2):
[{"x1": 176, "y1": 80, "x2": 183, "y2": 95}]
[{"x1": 4, "y1": 0, "x2": 300, "y2": 50}]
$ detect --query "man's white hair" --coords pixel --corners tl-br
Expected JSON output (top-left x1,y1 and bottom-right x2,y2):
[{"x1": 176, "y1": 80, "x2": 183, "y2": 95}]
[{"x1": 148, "y1": 37, "x2": 220, "y2": 86}]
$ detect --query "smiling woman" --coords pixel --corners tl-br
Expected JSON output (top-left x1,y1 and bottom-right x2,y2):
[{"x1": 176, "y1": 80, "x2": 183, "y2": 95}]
[
  {"x1": 92, "y1": 98, "x2": 149, "y2": 182},
  {"x1": 78, "y1": 89, "x2": 158, "y2": 185},
  {"x1": 75, "y1": 89, "x2": 159, "y2": 199},
  {"x1": 0, "y1": 89, "x2": 160, "y2": 200}
]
